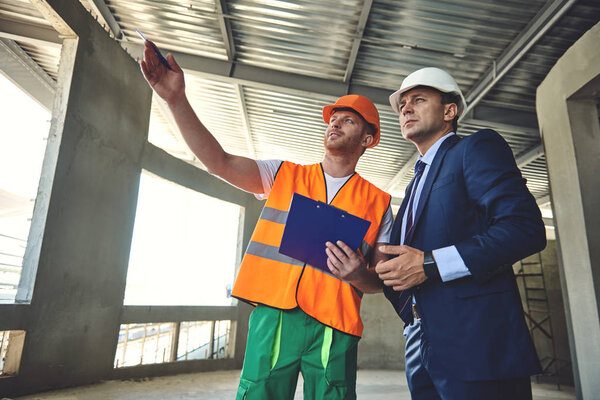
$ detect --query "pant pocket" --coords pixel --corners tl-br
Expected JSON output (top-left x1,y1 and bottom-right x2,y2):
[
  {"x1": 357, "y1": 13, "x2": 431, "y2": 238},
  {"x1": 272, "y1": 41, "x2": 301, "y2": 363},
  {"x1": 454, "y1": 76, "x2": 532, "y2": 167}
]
[
  {"x1": 323, "y1": 329, "x2": 359, "y2": 387},
  {"x1": 241, "y1": 306, "x2": 282, "y2": 382}
]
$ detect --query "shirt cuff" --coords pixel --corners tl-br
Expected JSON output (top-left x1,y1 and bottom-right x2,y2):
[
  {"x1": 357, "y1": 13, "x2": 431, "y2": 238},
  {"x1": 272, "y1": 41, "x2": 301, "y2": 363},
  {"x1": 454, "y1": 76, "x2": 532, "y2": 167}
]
[{"x1": 432, "y1": 245, "x2": 471, "y2": 282}]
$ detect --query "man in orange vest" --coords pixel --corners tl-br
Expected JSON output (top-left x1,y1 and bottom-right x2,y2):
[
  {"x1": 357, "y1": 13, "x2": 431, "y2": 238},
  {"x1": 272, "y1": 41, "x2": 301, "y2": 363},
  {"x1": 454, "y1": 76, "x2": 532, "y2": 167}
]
[{"x1": 141, "y1": 40, "x2": 392, "y2": 399}]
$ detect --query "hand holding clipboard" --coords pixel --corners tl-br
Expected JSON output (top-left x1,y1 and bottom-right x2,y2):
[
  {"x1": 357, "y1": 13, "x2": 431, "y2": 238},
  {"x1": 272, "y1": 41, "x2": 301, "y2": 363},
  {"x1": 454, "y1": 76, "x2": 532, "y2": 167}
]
[{"x1": 279, "y1": 193, "x2": 371, "y2": 272}]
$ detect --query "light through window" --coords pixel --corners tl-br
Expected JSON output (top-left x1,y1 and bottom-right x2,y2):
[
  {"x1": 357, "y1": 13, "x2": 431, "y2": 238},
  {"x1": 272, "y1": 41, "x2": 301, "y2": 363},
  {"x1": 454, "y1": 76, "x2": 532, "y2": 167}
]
[
  {"x1": 124, "y1": 172, "x2": 241, "y2": 306},
  {"x1": 0, "y1": 74, "x2": 51, "y2": 303}
]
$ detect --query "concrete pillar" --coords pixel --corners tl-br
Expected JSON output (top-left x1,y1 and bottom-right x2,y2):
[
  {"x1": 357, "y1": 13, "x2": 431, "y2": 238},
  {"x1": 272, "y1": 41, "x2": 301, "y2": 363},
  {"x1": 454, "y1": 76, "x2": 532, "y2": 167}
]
[
  {"x1": 358, "y1": 293, "x2": 405, "y2": 370},
  {"x1": 536, "y1": 21, "x2": 600, "y2": 399},
  {"x1": 3, "y1": 330, "x2": 26, "y2": 375},
  {"x1": 0, "y1": 0, "x2": 260, "y2": 395},
  {"x1": 11, "y1": 0, "x2": 153, "y2": 394}
]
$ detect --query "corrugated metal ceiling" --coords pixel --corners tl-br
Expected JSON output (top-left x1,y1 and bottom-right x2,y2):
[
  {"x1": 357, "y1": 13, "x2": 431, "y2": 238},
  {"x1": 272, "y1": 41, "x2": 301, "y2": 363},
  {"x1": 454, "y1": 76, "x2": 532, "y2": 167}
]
[
  {"x1": 108, "y1": 0, "x2": 229, "y2": 59},
  {"x1": 1, "y1": 0, "x2": 599, "y2": 204},
  {"x1": 0, "y1": 0, "x2": 48, "y2": 26}
]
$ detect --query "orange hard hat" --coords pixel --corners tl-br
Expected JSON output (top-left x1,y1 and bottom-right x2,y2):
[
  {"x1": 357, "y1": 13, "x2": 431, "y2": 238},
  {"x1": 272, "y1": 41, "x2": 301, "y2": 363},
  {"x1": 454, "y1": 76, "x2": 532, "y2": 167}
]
[{"x1": 322, "y1": 94, "x2": 381, "y2": 148}]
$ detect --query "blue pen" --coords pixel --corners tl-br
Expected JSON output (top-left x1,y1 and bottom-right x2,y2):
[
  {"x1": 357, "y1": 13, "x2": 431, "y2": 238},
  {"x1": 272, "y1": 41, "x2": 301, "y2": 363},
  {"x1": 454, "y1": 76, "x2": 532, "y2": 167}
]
[{"x1": 136, "y1": 29, "x2": 172, "y2": 70}]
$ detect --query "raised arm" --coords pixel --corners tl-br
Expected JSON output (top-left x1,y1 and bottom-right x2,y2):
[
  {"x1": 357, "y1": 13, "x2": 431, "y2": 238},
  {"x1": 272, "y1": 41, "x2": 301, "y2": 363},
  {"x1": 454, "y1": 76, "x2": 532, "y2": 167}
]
[{"x1": 140, "y1": 41, "x2": 263, "y2": 194}]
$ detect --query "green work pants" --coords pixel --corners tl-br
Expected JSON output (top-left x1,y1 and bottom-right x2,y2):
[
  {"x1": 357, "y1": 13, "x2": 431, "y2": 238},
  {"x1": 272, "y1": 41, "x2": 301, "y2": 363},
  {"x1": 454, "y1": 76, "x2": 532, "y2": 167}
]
[{"x1": 236, "y1": 305, "x2": 359, "y2": 400}]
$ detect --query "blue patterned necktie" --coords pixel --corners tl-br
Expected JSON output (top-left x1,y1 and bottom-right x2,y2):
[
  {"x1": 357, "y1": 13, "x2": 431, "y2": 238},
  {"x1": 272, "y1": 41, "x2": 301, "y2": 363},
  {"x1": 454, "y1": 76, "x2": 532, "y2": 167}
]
[
  {"x1": 395, "y1": 160, "x2": 426, "y2": 323},
  {"x1": 404, "y1": 160, "x2": 426, "y2": 244}
]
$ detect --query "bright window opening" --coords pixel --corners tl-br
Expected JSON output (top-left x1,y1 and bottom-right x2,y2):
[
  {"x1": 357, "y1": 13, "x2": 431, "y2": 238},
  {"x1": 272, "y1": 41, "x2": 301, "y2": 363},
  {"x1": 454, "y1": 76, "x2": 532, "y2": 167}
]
[
  {"x1": 114, "y1": 320, "x2": 232, "y2": 368},
  {"x1": 0, "y1": 74, "x2": 51, "y2": 303},
  {"x1": 177, "y1": 320, "x2": 231, "y2": 361},
  {"x1": 124, "y1": 171, "x2": 241, "y2": 306}
]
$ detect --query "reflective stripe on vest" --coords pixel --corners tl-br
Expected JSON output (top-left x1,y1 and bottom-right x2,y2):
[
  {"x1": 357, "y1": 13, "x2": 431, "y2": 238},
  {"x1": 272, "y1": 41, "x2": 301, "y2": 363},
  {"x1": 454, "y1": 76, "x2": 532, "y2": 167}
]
[
  {"x1": 257, "y1": 205, "x2": 371, "y2": 270},
  {"x1": 232, "y1": 161, "x2": 391, "y2": 337},
  {"x1": 246, "y1": 240, "x2": 364, "y2": 298}
]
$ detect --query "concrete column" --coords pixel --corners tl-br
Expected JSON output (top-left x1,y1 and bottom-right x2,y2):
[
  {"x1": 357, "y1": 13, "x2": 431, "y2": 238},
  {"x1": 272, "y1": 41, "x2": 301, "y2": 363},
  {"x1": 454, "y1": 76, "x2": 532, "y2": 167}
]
[
  {"x1": 536, "y1": 21, "x2": 600, "y2": 400},
  {"x1": 11, "y1": 0, "x2": 152, "y2": 394},
  {"x1": 3, "y1": 330, "x2": 26, "y2": 375},
  {"x1": 358, "y1": 293, "x2": 405, "y2": 370}
]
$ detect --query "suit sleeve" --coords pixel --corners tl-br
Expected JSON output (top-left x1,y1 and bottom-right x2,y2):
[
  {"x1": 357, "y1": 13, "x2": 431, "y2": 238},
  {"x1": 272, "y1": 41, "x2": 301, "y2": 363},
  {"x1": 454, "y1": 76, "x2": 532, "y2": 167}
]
[{"x1": 454, "y1": 130, "x2": 546, "y2": 281}]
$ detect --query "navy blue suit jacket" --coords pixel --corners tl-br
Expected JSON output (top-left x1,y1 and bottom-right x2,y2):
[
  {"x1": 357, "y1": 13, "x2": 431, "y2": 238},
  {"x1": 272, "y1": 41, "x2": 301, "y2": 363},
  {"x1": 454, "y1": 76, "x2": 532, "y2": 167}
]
[{"x1": 384, "y1": 130, "x2": 546, "y2": 381}]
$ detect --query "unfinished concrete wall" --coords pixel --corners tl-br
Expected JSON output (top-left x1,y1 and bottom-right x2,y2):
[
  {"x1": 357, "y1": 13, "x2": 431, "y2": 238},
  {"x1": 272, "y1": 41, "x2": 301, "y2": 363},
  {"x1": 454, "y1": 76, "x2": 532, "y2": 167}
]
[
  {"x1": 0, "y1": 1, "x2": 258, "y2": 396},
  {"x1": 8, "y1": 2, "x2": 152, "y2": 394},
  {"x1": 537, "y1": 21, "x2": 600, "y2": 400},
  {"x1": 358, "y1": 292, "x2": 406, "y2": 370}
]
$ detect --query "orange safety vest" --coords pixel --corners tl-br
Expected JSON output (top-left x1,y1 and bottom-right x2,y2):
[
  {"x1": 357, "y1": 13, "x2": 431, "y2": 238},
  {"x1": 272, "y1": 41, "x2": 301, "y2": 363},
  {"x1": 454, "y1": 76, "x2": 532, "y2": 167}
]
[{"x1": 232, "y1": 162, "x2": 391, "y2": 336}]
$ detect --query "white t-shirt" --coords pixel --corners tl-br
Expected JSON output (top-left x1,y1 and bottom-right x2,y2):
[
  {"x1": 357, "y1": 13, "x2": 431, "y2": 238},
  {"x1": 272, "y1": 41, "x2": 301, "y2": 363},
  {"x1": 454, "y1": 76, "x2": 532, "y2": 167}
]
[{"x1": 255, "y1": 159, "x2": 393, "y2": 244}]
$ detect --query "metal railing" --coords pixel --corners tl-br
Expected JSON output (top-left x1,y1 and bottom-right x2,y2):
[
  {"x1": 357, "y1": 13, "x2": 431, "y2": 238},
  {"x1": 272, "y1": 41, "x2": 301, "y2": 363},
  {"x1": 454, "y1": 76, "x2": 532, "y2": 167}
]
[
  {"x1": 0, "y1": 233, "x2": 26, "y2": 302},
  {"x1": 114, "y1": 320, "x2": 232, "y2": 368}
]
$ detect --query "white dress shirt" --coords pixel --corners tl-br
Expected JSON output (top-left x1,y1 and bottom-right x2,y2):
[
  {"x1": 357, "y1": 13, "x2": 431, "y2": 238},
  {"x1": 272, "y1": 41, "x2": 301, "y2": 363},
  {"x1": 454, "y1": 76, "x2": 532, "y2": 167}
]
[{"x1": 400, "y1": 132, "x2": 471, "y2": 282}]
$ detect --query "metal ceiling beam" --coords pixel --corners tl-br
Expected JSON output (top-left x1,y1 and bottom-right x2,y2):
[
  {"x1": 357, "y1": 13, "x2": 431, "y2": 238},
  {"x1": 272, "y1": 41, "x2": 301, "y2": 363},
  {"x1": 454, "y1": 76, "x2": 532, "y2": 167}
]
[
  {"x1": 234, "y1": 84, "x2": 257, "y2": 158},
  {"x1": 0, "y1": 38, "x2": 56, "y2": 111},
  {"x1": 517, "y1": 144, "x2": 544, "y2": 168},
  {"x1": 29, "y1": 0, "x2": 77, "y2": 38},
  {"x1": 384, "y1": 152, "x2": 419, "y2": 192},
  {"x1": 343, "y1": 0, "x2": 373, "y2": 83},
  {"x1": 461, "y1": 0, "x2": 577, "y2": 118},
  {"x1": 122, "y1": 43, "x2": 392, "y2": 104},
  {"x1": 0, "y1": 17, "x2": 62, "y2": 47},
  {"x1": 123, "y1": 45, "x2": 546, "y2": 197},
  {"x1": 462, "y1": 118, "x2": 540, "y2": 137},
  {"x1": 468, "y1": 104, "x2": 539, "y2": 130},
  {"x1": 122, "y1": 45, "x2": 543, "y2": 136},
  {"x1": 215, "y1": 0, "x2": 235, "y2": 62},
  {"x1": 86, "y1": 0, "x2": 125, "y2": 40},
  {"x1": 3, "y1": 14, "x2": 543, "y2": 131},
  {"x1": 0, "y1": 22, "x2": 540, "y2": 134}
]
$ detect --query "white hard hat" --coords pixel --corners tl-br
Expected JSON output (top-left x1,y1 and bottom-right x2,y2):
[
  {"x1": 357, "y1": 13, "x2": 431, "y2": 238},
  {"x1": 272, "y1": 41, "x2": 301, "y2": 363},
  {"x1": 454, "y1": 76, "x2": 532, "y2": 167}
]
[{"x1": 389, "y1": 67, "x2": 467, "y2": 117}]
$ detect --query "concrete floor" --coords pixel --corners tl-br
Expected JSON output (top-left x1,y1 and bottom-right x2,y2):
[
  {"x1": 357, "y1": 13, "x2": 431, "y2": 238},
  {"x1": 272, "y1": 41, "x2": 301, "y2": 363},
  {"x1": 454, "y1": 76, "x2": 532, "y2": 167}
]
[{"x1": 12, "y1": 369, "x2": 575, "y2": 400}]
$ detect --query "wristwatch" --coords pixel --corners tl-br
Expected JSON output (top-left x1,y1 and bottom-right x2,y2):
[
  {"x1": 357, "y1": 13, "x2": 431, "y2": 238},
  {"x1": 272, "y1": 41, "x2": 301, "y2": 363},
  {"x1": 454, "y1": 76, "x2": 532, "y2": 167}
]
[{"x1": 423, "y1": 251, "x2": 441, "y2": 281}]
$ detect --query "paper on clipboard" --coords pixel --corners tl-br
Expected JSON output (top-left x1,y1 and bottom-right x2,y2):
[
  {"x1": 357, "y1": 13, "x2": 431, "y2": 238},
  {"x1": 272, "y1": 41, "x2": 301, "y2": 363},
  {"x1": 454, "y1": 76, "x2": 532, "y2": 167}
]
[{"x1": 279, "y1": 193, "x2": 371, "y2": 272}]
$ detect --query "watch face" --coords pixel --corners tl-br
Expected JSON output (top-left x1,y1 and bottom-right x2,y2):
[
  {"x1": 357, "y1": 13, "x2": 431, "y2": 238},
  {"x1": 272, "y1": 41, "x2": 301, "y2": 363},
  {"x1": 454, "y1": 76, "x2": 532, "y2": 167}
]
[{"x1": 423, "y1": 251, "x2": 435, "y2": 264}]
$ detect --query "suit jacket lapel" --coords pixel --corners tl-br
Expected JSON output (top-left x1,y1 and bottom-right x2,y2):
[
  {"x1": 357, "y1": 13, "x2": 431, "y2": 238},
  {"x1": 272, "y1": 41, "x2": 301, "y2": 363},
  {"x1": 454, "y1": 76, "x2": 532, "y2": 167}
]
[{"x1": 409, "y1": 135, "x2": 460, "y2": 243}]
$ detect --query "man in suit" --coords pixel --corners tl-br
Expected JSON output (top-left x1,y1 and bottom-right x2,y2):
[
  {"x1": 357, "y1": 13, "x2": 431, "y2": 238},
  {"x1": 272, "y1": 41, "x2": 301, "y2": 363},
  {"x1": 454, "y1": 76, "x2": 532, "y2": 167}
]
[{"x1": 375, "y1": 67, "x2": 546, "y2": 399}]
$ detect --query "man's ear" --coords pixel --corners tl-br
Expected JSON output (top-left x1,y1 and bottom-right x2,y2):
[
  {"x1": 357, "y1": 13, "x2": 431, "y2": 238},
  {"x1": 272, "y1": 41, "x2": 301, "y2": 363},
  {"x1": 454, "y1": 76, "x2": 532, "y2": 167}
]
[
  {"x1": 443, "y1": 103, "x2": 458, "y2": 122},
  {"x1": 362, "y1": 133, "x2": 374, "y2": 148}
]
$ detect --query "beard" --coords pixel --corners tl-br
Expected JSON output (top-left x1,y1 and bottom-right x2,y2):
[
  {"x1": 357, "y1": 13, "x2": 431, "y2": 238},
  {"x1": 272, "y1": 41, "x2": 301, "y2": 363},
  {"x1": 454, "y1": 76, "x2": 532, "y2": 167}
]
[{"x1": 324, "y1": 132, "x2": 365, "y2": 155}]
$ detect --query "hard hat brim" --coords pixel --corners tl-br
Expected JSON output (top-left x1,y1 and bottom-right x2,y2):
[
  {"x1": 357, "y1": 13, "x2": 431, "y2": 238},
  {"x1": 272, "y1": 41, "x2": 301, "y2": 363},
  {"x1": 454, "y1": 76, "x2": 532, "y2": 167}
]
[{"x1": 389, "y1": 85, "x2": 467, "y2": 117}]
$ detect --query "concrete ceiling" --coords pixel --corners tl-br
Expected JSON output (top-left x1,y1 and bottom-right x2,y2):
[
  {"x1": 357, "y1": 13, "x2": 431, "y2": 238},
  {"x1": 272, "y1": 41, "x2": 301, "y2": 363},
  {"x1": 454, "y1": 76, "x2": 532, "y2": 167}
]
[{"x1": 1, "y1": 0, "x2": 599, "y2": 207}]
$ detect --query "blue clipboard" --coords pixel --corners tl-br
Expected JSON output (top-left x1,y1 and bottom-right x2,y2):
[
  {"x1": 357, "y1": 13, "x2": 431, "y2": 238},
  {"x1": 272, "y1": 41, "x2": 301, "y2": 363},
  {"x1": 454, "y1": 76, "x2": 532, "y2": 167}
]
[{"x1": 279, "y1": 193, "x2": 371, "y2": 272}]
